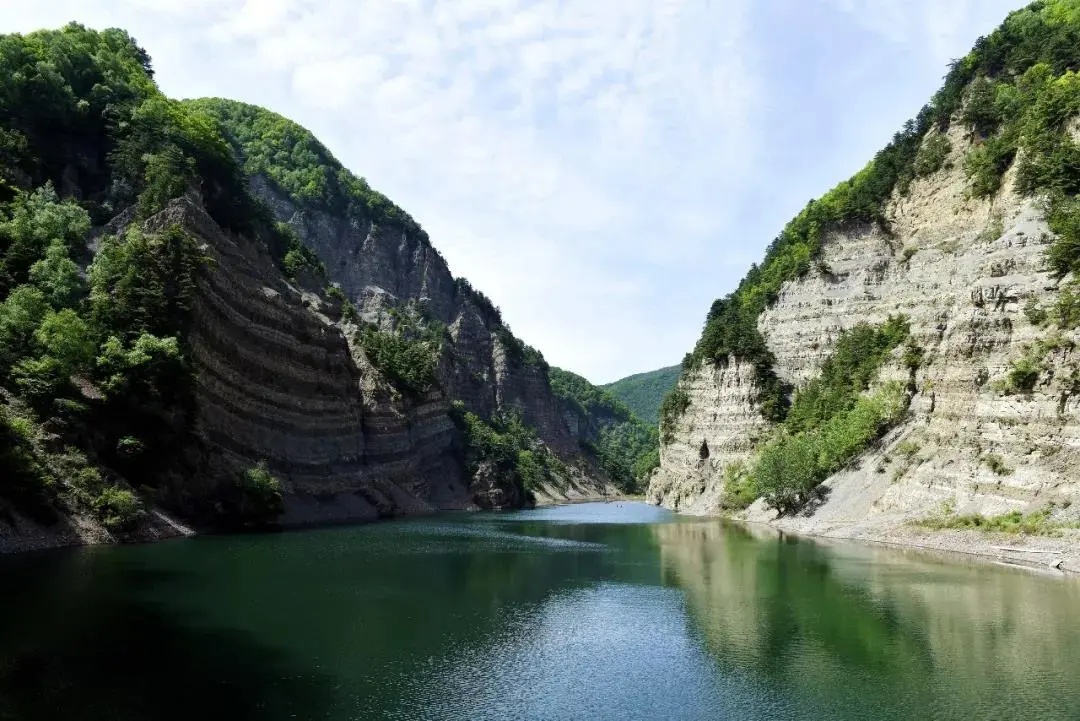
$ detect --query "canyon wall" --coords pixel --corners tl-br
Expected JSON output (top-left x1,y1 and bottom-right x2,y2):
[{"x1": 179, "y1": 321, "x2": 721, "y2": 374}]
[{"x1": 650, "y1": 121, "x2": 1080, "y2": 539}]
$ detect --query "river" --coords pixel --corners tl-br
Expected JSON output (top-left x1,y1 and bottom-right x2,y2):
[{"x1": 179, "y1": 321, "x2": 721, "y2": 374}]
[{"x1": 1, "y1": 502, "x2": 1078, "y2": 720}]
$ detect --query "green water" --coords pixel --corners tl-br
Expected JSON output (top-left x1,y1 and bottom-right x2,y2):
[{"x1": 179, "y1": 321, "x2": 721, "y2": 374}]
[{"x1": 2, "y1": 502, "x2": 1079, "y2": 721}]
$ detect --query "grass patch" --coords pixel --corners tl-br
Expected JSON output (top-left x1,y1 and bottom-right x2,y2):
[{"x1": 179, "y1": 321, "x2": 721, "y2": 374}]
[{"x1": 916, "y1": 504, "x2": 1077, "y2": 536}]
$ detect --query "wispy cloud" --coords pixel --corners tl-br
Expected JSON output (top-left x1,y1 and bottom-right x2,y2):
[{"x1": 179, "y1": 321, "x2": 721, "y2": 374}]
[{"x1": 2, "y1": 0, "x2": 1023, "y2": 382}]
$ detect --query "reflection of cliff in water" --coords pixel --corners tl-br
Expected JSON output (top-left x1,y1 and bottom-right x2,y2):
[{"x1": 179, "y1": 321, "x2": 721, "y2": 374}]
[{"x1": 653, "y1": 521, "x2": 1080, "y2": 720}]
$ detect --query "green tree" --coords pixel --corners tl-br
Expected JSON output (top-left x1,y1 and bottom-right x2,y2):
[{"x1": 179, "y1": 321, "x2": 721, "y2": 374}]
[
  {"x1": 0, "y1": 185, "x2": 90, "y2": 292},
  {"x1": 29, "y1": 240, "x2": 85, "y2": 308},
  {"x1": 0, "y1": 285, "x2": 48, "y2": 374}
]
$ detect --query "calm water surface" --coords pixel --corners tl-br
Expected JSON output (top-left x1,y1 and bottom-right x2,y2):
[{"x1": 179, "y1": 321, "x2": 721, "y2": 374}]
[{"x1": 2, "y1": 502, "x2": 1079, "y2": 720}]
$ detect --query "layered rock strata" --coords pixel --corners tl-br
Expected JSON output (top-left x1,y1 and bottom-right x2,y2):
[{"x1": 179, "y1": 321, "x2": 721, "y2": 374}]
[{"x1": 650, "y1": 123, "x2": 1080, "y2": 541}]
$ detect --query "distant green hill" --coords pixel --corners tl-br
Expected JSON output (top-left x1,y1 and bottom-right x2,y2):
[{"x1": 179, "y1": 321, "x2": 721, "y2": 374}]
[
  {"x1": 549, "y1": 368, "x2": 659, "y2": 492},
  {"x1": 603, "y1": 365, "x2": 681, "y2": 427}
]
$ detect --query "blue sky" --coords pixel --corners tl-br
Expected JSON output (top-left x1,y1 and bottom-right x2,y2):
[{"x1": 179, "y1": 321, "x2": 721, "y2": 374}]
[{"x1": 3, "y1": 0, "x2": 1023, "y2": 383}]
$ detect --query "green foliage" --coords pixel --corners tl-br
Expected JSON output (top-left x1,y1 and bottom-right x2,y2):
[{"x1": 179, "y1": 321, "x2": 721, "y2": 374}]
[
  {"x1": 917, "y1": 504, "x2": 1076, "y2": 536},
  {"x1": 235, "y1": 461, "x2": 285, "y2": 527},
  {"x1": 784, "y1": 317, "x2": 909, "y2": 434},
  {"x1": 450, "y1": 402, "x2": 566, "y2": 500},
  {"x1": 1025, "y1": 295, "x2": 1050, "y2": 325},
  {"x1": 1055, "y1": 281, "x2": 1080, "y2": 326},
  {"x1": 659, "y1": 386, "x2": 690, "y2": 444},
  {"x1": 279, "y1": 223, "x2": 325, "y2": 282},
  {"x1": 0, "y1": 184, "x2": 90, "y2": 293},
  {"x1": 602, "y1": 364, "x2": 681, "y2": 426},
  {"x1": 728, "y1": 318, "x2": 911, "y2": 515},
  {"x1": 357, "y1": 319, "x2": 441, "y2": 397},
  {"x1": 185, "y1": 98, "x2": 428, "y2": 241},
  {"x1": 983, "y1": 453, "x2": 1015, "y2": 476},
  {"x1": 494, "y1": 325, "x2": 547, "y2": 371},
  {"x1": 550, "y1": 368, "x2": 633, "y2": 422},
  {"x1": 89, "y1": 224, "x2": 203, "y2": 340},
  {"x1": 962, "y1": 76, "x2": 1005, "y2": 136},
  {"x1": 549, "y1": 367, "x2": 657, "y2": 492},
  {"x1": 0, "y1": 404, "x2": 48, "y2": 510},
  {"x1": 0, "y1": 284, "x2": 48, "y2": 376},
  {"x1": 93, "y1": 486, "x2": 145, "y2": 532},
  {"x1": 29, "y1": 240, "x2": 85, "y2": 308},
  {"x1": 754, "y1": 383, "x2": 908, "y2": 515},
  {"x1": 912, "y1": 133, "x2": 953, "y2": 177}
]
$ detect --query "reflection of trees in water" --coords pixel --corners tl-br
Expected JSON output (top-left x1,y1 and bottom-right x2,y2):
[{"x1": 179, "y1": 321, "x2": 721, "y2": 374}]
[{"x1": 652, "y1": 521, "x2": 1080, "y2": 719}]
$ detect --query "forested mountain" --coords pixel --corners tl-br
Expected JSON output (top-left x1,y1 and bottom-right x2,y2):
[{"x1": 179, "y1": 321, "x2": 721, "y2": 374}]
[
  {"x1": 549, "y1": 368, "x2": 659, "y2": 493},
  {"x1": 602, "y1": 365, "x2": 680, "y2": 426},
  {"x1": 0, "y1": 24, "x2": 610, "y2": 550},
  {"x1": 652, "y1": 0, "x2": 1080, "y2": 544}
]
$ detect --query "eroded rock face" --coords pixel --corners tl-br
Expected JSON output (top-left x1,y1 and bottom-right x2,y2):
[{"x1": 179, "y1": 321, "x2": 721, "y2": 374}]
[
  {"x1": 155, "y1": 198, "x2": 473, "y2": 525},
  {"x1": 651, "y1": 123, "x2": 1080, "y2": 533},
  {"x1": 251, "y1": 176, "x2": 582, "y2": 462}
]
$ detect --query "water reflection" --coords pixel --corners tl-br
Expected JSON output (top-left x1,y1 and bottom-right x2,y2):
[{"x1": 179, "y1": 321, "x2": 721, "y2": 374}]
[
  {"x1": 653, "y1": 521, "x2": 1080, "y2": 721},
  {"x1": 3, "y1": 507, "x2": 1080, "y2": 721}
]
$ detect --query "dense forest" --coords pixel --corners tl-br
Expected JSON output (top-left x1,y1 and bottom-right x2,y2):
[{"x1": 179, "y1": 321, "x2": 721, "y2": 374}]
[
  {"x1": 602, "y1": 365, "x2": 680, "y2": 427},
  {"x1": 0, "y1": 23, "x2": 298, "y2": 533}
]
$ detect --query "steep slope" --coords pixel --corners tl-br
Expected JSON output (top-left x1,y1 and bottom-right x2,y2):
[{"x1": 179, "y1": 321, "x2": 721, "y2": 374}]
[
  {"x1": 0, "y1": 24, "x2": 608, "y2": 551},
  {"x1": 651, "y1": 0, "x2": 1080, "y2": 550},
  {"x1": 188, "y1": 99, "x2": 590, "y2": 464},
  {"x1": 602, "y1": 365, "x2": 680, "y2": 427},
  {"x1": 549, "y1": 367, "x2": 659, "y2": 492}
]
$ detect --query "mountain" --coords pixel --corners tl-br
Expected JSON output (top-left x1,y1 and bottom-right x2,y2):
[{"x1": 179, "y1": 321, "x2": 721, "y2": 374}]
[
  {"x1": 0, "y1": 24, "x2": 610, "y2": 551},
  {"x1": 602, "y1": 365, "x2": 681, "y2": 427},
  {"x1": 650, "y1": 0, "x2": 1080, "y2": 549},
  {"x1": 549, "y1": 368, "x2": 659, "y2": 493}
]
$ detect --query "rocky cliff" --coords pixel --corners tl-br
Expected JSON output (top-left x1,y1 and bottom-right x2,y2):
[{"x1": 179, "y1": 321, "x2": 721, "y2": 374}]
[
  {"x1": 650, "y1": 1, "x2": 1080, "y2": 552},
  {"x1": 0, "y1": 27, "x2": 609, "y2": 553}
]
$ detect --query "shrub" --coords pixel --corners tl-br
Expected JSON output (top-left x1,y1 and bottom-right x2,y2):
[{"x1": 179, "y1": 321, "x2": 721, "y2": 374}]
[
  {"x1": 1025, "y1": 295, "x2": 1049, "y2": 326},
  {"x1": 1004, "y1": 355, "x2": 1044, "y2": 393},
  {"x1": 449, "y1": 403, "x2": 565, "y2": 500},
  {"x1": 237, "y1": 461, "x2": 286, "y2": 525},
  {"x1": 93, "y1": 486, "x2": 145, "y2": 533},
  {"x1": 917, "y1": 505, "x2": 1073, "y2": 536},
  {"x1": 983, "y1": 453, "x2": 1014, "y2": 476},
  {"x1": 753, "y1": 383, "x2": 908, "y2": 515},
  {"x1": 912, "y1": 133, "x2": 953, "y2": 177},
  {"x1": 358, "y1": 323, "x2": 440, "y2": 397},
  {"x1": 659, "y1": 387, "x2": 690, "y2": 444}
]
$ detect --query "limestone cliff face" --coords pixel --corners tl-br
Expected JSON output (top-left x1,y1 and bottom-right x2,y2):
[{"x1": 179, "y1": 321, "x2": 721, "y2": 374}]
[
  {"x1": 251, "y1": 176, "x2": 581, "y2": 461},
  {"x1": 647, "y1": 359, "x2": 768, "y2": 513},
  {"x1": 650, "y1": 121, "x2": 1080, "y2": 534},
  {"x1": 146, "y1": 198, "x2": 473, "y2": 525}
]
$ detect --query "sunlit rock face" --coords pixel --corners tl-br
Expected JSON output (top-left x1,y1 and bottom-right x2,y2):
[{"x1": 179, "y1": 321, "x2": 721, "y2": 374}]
[{"x1": 651, "y1": 121, "x2": 1080, "y2": 534}]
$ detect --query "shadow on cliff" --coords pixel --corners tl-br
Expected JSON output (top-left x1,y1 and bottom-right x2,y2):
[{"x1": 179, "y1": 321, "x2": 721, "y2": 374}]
[
  {"x1": 797, "y1": 485, "x2": 833, "y2": 518},
  {"x1": 0, "y1": 555, "x2": 336, "y2": 721}
]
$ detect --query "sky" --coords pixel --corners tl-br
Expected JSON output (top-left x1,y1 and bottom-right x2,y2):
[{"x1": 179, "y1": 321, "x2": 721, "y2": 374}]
[{"x1": 1, "y1": 0, "x2": 1025, "y2": 383}]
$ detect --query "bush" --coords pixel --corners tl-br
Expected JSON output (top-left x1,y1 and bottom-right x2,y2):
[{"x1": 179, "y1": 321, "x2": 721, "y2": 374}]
[
  {"x1": 237, "y1": 461, "x2": 285, "y2": 525},
  {"x1": 93, "y1": 486, "x2": 145, "y2": 533},
  {"x1": 912, "y1": 133, "x2": 953, "y2": 177},
  {"x1": 1003, "y1": 355, "x2": 1044, "y2": 393},
  {"x1": 757, "y1": 383, "x2": 908, "y2": 514},
  {"x1": 1025, "y1": 295, "x2": 1049, "y2": 326},
  {"x1": 357, "y1": 322, "x2": 440, "y2": 397},
  {"x1": 450, "y1": 402, "x2": 565, "y2": 500},
  {"x1": 659, "y1": 387, "x2": 690, "y2": 444},
  {"x1": 983, "y1": 453, "x2": 1014, "y2": 476}
]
